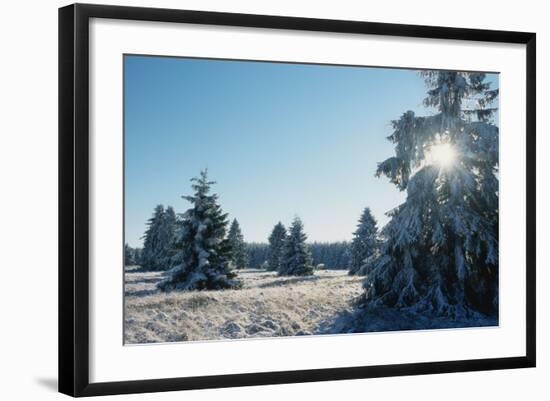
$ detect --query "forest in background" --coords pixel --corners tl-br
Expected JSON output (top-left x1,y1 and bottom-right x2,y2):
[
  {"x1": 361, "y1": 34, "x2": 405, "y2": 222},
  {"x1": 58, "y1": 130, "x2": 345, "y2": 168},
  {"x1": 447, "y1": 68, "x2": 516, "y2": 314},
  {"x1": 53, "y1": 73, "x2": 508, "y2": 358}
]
[{"x1": 126, "y1": 220, "x2": 359, "y2": 271}]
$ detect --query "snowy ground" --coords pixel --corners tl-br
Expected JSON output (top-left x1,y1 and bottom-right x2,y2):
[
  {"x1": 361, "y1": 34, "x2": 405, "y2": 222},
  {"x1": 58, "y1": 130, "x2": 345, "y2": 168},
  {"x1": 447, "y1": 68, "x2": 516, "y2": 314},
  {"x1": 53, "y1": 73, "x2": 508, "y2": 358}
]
[
  {"x1": 124, "y1": 268, "x2": 498, "y2": 344},
  {"x1": 124, "y1": 269, "x2": 364, "y2": 344}
]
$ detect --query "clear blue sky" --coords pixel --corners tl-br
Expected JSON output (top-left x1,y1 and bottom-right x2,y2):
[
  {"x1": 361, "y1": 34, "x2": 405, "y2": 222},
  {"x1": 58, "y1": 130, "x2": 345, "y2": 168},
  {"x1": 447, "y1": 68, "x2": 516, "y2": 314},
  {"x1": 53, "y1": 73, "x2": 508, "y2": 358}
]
[{"x1": 124, "y1": 55, "x2": 498, "y2": 247}]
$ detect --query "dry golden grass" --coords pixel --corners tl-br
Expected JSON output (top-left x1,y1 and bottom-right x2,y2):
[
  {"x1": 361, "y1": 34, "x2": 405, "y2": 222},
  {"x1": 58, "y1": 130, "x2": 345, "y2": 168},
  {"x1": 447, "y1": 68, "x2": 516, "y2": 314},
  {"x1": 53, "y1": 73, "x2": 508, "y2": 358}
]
[{"x1": 124, "y1": 269, "x2": 363, "y2": 344}]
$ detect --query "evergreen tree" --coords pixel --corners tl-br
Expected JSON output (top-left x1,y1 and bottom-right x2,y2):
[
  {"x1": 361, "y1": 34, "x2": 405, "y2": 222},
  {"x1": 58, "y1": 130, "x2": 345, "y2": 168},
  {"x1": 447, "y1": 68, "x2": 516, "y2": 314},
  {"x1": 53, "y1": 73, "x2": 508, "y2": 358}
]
[
  {"x1": 124, "y1": 243, "x2": 135, "y2": 266},
  {"x1": 363, "y1": 71, "x2": 499, "y2": 317},
  {"x1": 267, "y1": 222, "x2": 287, "y2": 271},
  {"x1": 158, "y1": 170, "x2": 240, "y2": 291},
  {"x1": 279, "y1": 217, "x2": 314, "y2": 276},
  {"x1": 349, "y1": 208, "x2": 379, "y2": 275},
  {"x1": 133, "y1": 247, "x2": 143, "y2": 265},
  {"x1": 140, "y1": 204, "x2": 177, "y2": 271},
  {"x1": 158, "y1": 206, "x2": 178, "y2": 268},
  {"x1": 228, "y1": 219, "x2": 248, "y2": 269},
  {"x1": 141, "y1": 204, "x2": 168, "y2": 271}
]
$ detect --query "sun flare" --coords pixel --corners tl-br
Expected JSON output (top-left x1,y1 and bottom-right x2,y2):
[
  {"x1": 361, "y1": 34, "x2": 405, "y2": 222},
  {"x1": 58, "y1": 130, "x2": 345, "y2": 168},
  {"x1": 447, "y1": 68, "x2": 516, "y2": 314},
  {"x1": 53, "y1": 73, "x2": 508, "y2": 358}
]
[{"x1": 426, "y1": 143, "x2": 457, "y2": 168}]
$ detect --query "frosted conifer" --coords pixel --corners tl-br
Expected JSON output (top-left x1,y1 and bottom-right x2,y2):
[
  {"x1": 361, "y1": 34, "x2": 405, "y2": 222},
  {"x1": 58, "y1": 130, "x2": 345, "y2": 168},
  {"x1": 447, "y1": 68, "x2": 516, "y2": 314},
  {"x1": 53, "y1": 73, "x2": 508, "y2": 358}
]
[
  {"x1": 124, "y1": 243, "x2": 136, "y2": 266},
  {"x1": 228, "y1": 219, "x2": 248, "y2": 269},
  {"x1": 267, "y1": 222, "x2": 287, "y2": 271},
  {"x1": 158, "y1": 206, "x2": 178, "y2": 269},
  {"x1": 279, "y1": 217, "x2": 314, "y2": 276},
  {"x1": 349, "y1": 208, "x2": 379, "y2": 275},
  {"x1": 158, "y1": 170, "x2": 240, "y2": 291},
  {"x1": 141, "y1": 205, "x2": 168, "y2": 271},
  {"x1": 363, "y1": 71, "x2": 499, "y2": 318}
]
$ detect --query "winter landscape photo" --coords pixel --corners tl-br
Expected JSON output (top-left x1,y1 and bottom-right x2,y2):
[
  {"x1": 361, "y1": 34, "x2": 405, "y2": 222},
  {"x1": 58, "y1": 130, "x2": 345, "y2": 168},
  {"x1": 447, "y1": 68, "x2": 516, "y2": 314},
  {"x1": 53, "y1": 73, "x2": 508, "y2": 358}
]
[{"x1": 123, "y1": 55, "x2": 500, "y2": 344}]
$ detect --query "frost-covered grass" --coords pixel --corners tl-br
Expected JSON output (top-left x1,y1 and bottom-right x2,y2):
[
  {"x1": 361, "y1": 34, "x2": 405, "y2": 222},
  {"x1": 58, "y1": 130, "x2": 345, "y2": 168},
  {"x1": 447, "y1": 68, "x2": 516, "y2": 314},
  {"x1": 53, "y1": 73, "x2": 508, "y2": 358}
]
[
  {"x1": 124, "y1": 268, "x2": 497, "y2": 344},
  {"x1": 124, "y1": 269, "x2": 364, "y2": 344}
]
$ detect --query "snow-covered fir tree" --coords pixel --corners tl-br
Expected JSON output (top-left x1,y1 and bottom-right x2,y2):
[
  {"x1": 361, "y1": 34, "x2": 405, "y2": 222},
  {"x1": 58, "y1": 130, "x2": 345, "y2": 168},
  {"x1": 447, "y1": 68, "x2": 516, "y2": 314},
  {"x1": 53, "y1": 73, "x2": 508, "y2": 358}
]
[
  {"x1": 158, "y1": 170, "x2": 240, "y2": 291},
  {"x1": 124, "y1": 243, "x2": 136, "y2": 266},
  {"x1": 228, "y1": 218, "x2": 248, "y2": 269},
  {"x1": 158, "y1": 206, "x2": 178, "y2": 268},
  {"x1": 267, "y1": 222, "x2": 287, "y2": 271},
  {"x1": 133, "y1": 247, "x2": 142, "y2": 265},
  {"x1": 141, "y1": 204, "x2": 174, "y2": 271},
  {"x1": 349, "y1": 208, "x2": 379, "y2": 275},
  {"x1": 362, "y1": 71, "x2": 499, "y2": 318},
  {"x1": 279, "y1": 217, "x2": 314, "y2": 276}
]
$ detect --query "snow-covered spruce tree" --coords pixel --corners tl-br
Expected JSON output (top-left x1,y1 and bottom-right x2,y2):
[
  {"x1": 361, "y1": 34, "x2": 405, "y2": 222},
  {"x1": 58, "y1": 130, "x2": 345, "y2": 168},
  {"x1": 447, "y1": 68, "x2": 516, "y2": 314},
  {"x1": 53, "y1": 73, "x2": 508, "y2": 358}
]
[
  {"x1": 124, "y1": 243, "x2": 135, "y2": 266},
  {"x1": 158, "y1": 170, "x2": 240, "y2": 291},
  {"x1": 133, "y1": 247, "x2": 143, "y2": 265},
  {"x1": 349, "y1": 208, "x2": 379, "y2": 275},
  {"x1": 266, "y1": 222, "x2": 287, "y2": 271},
  {"x1": 362, "y1": 71, "x2": 499, "y2": 318},
  {"x1": 158, "y1": 205, "x2": 178, "y2": 269},
  {"x1": 228, "y1": 218, "x2": 248, "y2": 269},
  {"x1": 279, "y1": 217, "x2": 314, "y2": 276},
  {"x1": 141, "y1": 204, "x2": 169, "y2": 271}
]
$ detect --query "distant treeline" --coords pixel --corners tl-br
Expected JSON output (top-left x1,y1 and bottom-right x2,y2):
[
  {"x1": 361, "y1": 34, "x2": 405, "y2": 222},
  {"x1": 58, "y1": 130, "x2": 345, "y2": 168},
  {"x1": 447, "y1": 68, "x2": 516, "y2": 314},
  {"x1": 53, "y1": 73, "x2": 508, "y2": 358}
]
[
  {"x1": 245, "y1": 241, "x2": 350, "y2": 270},
  {"x1": 245, "y1": 243, "x2": 269, "y2": 269},
  {"x1": 128, "y1": 241, "x2": 352, "y2": 270},
  {"x1": 310, "y1": 242, "x2": 351, "y2": 270}
]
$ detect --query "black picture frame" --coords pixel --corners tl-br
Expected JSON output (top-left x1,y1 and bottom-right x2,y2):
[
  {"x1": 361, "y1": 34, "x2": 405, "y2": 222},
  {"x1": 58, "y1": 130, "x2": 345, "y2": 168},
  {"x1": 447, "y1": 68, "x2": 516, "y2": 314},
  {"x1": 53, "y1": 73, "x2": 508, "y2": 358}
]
[{"x1": 59, "y1": 3, "x2": 536, "y2": 397}]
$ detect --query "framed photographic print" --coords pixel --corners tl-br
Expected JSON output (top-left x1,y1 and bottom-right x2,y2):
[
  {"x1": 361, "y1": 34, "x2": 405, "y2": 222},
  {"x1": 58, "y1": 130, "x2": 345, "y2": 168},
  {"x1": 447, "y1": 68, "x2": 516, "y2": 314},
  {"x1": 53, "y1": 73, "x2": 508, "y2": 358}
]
[{"x1": 58, "y1": 3, "x2": 536, "y2": 397}]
